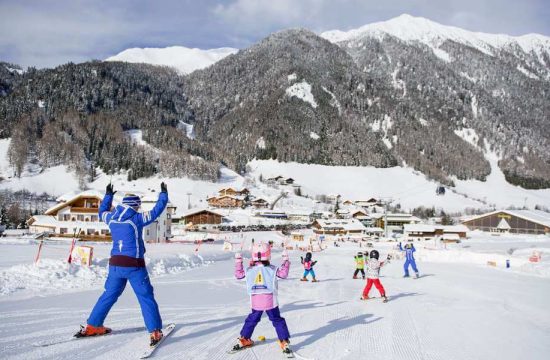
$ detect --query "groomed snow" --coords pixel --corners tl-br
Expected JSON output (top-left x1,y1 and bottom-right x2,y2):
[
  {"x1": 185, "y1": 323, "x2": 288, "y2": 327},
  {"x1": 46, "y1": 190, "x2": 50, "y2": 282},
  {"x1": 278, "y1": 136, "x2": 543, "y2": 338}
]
[
  {"x1": 106, "y1": 46, "x2": 238, "y2": 75},
  {"x1": 0, "y1": 232, "x2": 549, "y2": 359},
  {"x1": 285, "y1": 81, "x2": 318, "y2": 108}
]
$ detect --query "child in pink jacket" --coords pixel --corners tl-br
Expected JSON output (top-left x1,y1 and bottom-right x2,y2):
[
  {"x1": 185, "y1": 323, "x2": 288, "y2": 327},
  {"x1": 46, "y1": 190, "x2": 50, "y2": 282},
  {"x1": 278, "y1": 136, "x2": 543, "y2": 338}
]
[{"x1": 232, "y1": 242, "x2": 292, "y2": 356}]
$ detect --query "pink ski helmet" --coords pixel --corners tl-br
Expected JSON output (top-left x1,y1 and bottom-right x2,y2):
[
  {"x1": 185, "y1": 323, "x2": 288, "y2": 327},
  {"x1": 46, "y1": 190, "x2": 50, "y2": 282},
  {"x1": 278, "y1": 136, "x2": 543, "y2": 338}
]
[{"x1": 252, "y1": 242, "x2": 271, "y2": 262}]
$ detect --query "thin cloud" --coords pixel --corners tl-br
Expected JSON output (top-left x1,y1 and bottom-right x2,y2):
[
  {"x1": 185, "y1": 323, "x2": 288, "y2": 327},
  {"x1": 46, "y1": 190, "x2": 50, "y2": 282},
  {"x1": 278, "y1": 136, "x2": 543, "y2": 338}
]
[{"x1": 0, "y1": 0, "x2": 548, "y2": 69}]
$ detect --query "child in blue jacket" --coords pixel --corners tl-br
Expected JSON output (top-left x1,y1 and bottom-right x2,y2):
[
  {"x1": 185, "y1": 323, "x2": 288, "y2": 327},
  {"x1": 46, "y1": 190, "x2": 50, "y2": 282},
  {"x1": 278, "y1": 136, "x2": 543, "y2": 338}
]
[
  {"x1": 76, "y1": 183, "x2": 168, "y2": 346},
  {"x1": 399, "y1": 242, "x2": 420, "y2": 278}
]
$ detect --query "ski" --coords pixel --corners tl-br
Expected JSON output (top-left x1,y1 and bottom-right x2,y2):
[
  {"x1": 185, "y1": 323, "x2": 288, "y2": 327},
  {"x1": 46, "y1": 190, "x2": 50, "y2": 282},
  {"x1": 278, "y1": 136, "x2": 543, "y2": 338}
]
[
  {"x1": 33, "y1": 326, "x2": 144, "y2": 347},
  {"x1": 360, "y1": 296, "x2": 389, "y2": 303},
  {"x1": 227, "y1": 345, "x2": 253, "y2": 355},
  {"x1": 140, "y1": 323, "x2": 176, "y2": 359}
]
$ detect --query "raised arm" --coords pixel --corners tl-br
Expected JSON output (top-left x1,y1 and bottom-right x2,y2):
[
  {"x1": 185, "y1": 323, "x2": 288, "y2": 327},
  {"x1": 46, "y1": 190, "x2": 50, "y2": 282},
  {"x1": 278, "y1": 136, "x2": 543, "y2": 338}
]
[
  {"x1": 234, "y1": 253, "x2": 246, "y2": 280},
  {"x1": 140, "y1": 183, "x2": 169, "y2": 226},
  {"x1": 99, "y1": 184, "x2": 115, "y2": 223}
]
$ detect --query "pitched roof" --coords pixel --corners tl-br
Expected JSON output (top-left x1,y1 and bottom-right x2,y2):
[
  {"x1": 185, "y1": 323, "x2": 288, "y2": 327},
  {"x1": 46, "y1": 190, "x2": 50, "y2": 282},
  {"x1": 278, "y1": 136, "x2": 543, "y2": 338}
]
[
  {"x1": 180, "y1": 208, "x2": 225, "y2": 218},
  {"x1": 314, "y1": 218, "x2": 366, "y2": 232},
  {"x1": 462, "y1": 209, "x2": 550, "y2": 228}
]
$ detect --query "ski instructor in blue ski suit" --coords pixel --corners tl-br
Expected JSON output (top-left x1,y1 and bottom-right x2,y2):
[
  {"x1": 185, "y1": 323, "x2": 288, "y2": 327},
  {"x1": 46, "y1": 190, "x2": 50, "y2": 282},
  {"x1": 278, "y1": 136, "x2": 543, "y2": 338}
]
[
  {"x1": 76, "y1": 182, "x2": 168, "y2": 346},
  {"x1": 399, "y1": 242, "x2": 420, "y2": 278}
]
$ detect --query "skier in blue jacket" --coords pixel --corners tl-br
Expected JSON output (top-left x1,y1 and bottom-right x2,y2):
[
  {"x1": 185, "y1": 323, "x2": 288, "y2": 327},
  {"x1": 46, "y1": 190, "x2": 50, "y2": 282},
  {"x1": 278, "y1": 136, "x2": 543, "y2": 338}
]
[
  {"x1": 399, "y1": 242, "x2": 420, "y2": 278},
  {"x1": 76, "y1": 182, "x2": 168, "y2": 346}
]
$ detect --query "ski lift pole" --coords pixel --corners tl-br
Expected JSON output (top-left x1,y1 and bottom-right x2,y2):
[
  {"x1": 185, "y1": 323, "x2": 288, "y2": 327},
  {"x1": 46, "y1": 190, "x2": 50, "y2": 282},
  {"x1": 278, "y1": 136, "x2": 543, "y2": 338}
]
[
  {"x1": 67, "y1": 228, "x2": 80, "y2": 264},
  {"x1": 34, "y1": 240, "x2": 44, "y2": 265}
]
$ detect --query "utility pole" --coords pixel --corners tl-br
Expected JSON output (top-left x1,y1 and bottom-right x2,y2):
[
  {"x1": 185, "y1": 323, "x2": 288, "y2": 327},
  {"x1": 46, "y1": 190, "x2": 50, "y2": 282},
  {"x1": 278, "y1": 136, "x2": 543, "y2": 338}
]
[
  {"x1": 378, "y1": 197, "x2": 392, "y2": 240},
  {"x1": 187, "y1": 192, "x2": 192, "y2": 210}
]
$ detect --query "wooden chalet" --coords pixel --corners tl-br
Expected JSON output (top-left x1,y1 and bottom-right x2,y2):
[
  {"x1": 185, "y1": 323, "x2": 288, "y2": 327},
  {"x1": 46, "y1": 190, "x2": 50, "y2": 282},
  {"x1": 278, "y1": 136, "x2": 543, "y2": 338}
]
[
  {"x1": 461, "y1": 210, "x2": 550, "y2": 235},
  {"x1": 207, "y1": 195, "x2": 245, "y2": 208},
  {"x1": 182, "y1": 209, "x2": 225, "y2": 225}
]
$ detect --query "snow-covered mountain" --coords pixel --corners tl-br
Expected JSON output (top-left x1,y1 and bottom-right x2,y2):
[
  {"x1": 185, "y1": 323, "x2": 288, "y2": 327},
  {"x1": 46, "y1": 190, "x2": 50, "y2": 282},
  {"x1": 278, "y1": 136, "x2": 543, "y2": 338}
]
[
  {"x1": 321, "y1": 14, "x2": 550, "y2": 62},
  {"x1": 2, "y1": 15, "x2": 550, "y2": 194},
  {"x1": 106, "y1": 46, "x2": 238, "y2": 74}
]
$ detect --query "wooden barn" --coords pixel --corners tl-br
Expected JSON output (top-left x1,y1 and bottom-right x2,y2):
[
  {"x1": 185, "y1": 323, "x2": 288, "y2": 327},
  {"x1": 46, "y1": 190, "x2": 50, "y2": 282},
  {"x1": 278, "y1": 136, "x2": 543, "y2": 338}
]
[
  {"x1": 461, "y1": 210, "x2": 550, "y2": 235},
  {"x1": 182, "y1": 209, "x2": 225, "y2": 225}
]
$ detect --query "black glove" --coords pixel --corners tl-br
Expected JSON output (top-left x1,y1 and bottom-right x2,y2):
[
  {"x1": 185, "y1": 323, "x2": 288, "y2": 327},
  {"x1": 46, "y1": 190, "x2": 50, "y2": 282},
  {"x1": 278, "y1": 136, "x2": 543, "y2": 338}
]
[
  {"x1": 106, "y1": 183, "x2": 115, "y2": 195},
  {"x1": 160, "y1": 182, "x2": 167, "y2": 193}
]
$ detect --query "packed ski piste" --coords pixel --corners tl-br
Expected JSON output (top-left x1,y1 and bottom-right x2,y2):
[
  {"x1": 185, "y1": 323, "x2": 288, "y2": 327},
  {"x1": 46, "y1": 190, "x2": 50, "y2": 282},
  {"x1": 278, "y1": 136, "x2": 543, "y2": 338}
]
[{"x1": 1, "y1": 181, "x2": 550, "y2": 359}]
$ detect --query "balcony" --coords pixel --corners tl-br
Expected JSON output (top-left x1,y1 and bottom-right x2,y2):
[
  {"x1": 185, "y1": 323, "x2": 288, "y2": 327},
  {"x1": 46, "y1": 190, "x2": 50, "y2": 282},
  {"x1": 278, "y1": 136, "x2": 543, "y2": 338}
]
[{"x1": 70, "y1": 207, "x2": 99, "y2": 214}]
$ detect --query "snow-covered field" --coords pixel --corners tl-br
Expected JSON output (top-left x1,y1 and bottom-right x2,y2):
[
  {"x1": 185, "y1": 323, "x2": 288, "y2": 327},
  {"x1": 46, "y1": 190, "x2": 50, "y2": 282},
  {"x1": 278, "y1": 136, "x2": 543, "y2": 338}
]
[{"x1": 1, "y1": 231, "x2": 549, "y2": 359}]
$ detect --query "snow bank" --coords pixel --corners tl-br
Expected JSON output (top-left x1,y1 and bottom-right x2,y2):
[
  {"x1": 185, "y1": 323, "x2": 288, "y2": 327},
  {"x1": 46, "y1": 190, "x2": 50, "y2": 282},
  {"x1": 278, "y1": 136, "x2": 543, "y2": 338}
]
[{"x1": 0, "y1": 250, "x2": 230, "y2": 297}]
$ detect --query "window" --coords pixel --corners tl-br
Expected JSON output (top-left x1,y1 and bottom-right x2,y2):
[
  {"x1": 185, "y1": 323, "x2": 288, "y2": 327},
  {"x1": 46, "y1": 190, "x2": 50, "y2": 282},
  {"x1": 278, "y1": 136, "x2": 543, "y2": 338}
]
[
  {"x1": 77, "y1": 215, "x2": 84, "y2": 221},
  {"x1": 60, "y1": 228, "x2": 68, "y2": 234},
  {"x1": 90, "y1": 215, "x2": 98, "y2": 222},
  {"x1": 146, "y1": 229, "x2": 150, "y2": 236},
  {"x1": 100, "y1": 229, "x2": 109, "y2": 235},
  {"x1": 87, "y1": 229, "x2": 94, "y2": 235}
]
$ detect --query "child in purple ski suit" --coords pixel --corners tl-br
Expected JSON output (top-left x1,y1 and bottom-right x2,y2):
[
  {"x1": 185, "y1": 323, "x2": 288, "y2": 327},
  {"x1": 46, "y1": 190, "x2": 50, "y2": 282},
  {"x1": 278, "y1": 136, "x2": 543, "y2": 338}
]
[{"x1": 233, "y1": 242, "x2": 292, "y2": 355}]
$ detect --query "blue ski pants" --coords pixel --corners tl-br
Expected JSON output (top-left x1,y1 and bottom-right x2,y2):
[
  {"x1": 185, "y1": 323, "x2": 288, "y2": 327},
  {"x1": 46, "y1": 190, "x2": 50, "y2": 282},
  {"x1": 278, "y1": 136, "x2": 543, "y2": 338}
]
[
  {"x1": 303, "y1": 269, "x2": 316, "y2": 279},
  {"x1": 403, "y1": 259, "x2": 419, "y2": 276},
  {"x1": 87, "y1": 266, "x2": 162, "y2": 332}
]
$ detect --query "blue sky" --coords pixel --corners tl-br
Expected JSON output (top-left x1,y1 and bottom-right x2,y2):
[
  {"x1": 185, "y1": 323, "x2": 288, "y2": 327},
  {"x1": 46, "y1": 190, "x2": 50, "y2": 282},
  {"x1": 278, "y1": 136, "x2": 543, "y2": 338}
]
[{"x1": 1, "y1": 0, "x2": 549, "y2": 68}]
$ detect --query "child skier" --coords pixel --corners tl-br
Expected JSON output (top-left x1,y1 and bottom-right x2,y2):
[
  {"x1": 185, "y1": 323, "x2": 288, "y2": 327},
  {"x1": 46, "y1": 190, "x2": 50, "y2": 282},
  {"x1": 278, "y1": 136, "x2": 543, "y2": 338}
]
[
  {"x1": 399, "y1": 242, "x2": 420, "y2": 278},
  {"x1": 76, "y1": 183, "x2": 168, "y2": 346},
  {"x1": 353, "y1": 251, "x2": 365, "y2": 279},
  {"x1": 233, "y1": 243, "x2": 293, "y2": 356},
  {"x1": 361, "y1": 250, "x2": 388, "y2": 302},
  {"x1": 300, "y1": 252, "x2": 318, "y2": 282}
]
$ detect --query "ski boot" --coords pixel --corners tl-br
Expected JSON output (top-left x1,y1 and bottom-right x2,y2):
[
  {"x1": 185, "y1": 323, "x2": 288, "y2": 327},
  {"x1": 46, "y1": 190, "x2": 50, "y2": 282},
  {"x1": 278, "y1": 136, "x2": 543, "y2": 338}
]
[
  {"x1": 232, "y1": 337, "x2": 254, "y2": 351},
  {"x1": 403, "y1": 274, "x2": 410, "y2": 278},
  {"x1": 311, "y1": 277, "x2": 318, "y2": 283},
  {"x1": 74, "y1": 324, "x2": 111, "y2": 338},
  {"x1": 360, "y1": 295, "x2": 370, "y2": 300},
  {"x1": 415, "y1": 272, "x2": 420, "y2": 279},
  {"x1": 300, "y1": 277, "x2": 308, "y2": 282},
  {"x1": 150, "y1": 329, "x2": 163, "y2": 347},
  {"x1": 279, "y1": 339, "x2": 294, "y2": 357},
  {"x1": 353, "y1": 275, "x2": 358, "y2": 279},
  {"x1": 382, "y1": 295, "x2": 389, "y2": 303}
]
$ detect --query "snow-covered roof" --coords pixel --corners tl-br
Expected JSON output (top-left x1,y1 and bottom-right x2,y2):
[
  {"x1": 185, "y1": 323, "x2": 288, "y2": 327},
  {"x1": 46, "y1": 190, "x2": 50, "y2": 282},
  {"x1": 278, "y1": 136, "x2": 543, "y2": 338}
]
[
  {"x1": 179, "y1": 208, "x2": 225, "y2": 218},
  {"x1": 28, "y1": 215, "x2": 109, "y2": 230},
  {"x1": 364, "y1": 227, "x2": 384, "y2": 233},
  {"x1": 462, "y1": 209, "x2": 550, "y2": 228},
  {"x1": 314, "y1": 219, "x2": 366, "y2": 232},
  {"x1": 404, "y1": 224, "x2": 436, "y2": 233},
  {"x1": 47, "y1": 191, "x2": 104, "y2": 215}
]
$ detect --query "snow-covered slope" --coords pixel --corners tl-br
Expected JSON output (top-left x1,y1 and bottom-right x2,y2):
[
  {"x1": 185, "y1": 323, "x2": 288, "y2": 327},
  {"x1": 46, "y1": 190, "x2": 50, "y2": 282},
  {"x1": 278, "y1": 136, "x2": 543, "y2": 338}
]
[
  {"x1": 106, "y1": 46, "x2": 238, "y2": 74},
  {"x1": 321, "y1": 14, "x2": 550, "y2": 59},
  {"x1": 1, "y1": 235, "x2": 550, "y2": 359},
  {"x1": 248, "y1": 159, "x2": 550, "y2": 212}
]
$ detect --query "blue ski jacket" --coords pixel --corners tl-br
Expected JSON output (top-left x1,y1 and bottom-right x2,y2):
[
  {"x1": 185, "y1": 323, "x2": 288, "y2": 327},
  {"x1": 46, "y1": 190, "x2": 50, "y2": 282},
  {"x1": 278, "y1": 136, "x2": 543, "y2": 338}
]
[
  {"x1": 99, "y1": 192, "x2": 168, "y2": 259},
  {"x1": 399, "y1": 243, "x2": 416, "y2": 261}
]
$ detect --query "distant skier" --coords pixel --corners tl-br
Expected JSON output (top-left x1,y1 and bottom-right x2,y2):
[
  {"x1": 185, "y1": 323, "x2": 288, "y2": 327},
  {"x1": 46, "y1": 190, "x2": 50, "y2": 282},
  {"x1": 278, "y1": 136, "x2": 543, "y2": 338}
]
[
  {"x1": 399, "y1": 242, "x2": 420, "y2": 278},
  {"x1": 361, "y1": 250, "x2": 388, "y2": 302},
  {"x1": 232, "y1": 243, "x2": 293, "y2": 356},
  {"x1": 76, "y1": 182, "x2": 168, "y2": 346},
  {"x1": 300, "y1": 252, "x2": 318, "y2": 282},
  {"x1": 353, "y1": 251, "x2": 366, "y2": 279}
]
